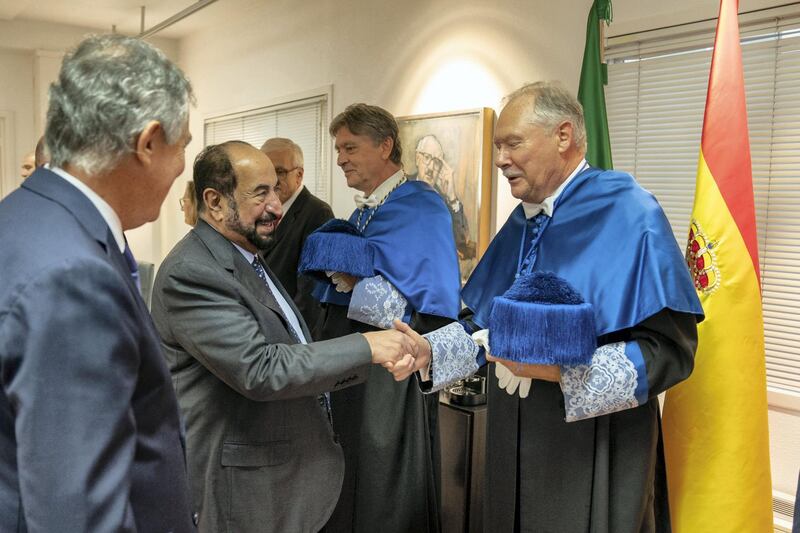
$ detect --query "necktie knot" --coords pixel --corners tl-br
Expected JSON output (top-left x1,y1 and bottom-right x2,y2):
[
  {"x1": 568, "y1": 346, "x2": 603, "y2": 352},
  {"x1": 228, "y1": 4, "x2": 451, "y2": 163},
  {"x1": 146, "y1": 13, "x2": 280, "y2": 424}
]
[{"x1": 354, "y1": 192, "x2": 379, "y2": 209}]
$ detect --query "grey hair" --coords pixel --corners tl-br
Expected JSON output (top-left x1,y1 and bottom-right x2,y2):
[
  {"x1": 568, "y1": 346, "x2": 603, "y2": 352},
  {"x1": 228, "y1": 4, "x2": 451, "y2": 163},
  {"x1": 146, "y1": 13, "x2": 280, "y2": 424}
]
[
  {"x1": 46, "y1": 34, "x2": 194, "y2": 176},
  {"x1": 260, "y1": 137, "x2": 304, "y2": 168},
  {"x1": 329, "y1": 103, "x2": 402, "y2": 165},
  {"x1": 504, "y1": 81, "x2": 587, "y2": 151}
]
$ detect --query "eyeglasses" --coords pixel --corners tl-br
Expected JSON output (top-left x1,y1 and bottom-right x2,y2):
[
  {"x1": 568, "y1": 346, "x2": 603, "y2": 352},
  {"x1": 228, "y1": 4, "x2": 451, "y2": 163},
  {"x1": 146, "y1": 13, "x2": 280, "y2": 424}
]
[
  {"x1": 275, "y1": 166, "x2": 300, "y2": 179},
  {"x1": 179, "y1": 197, "x2": 186, "y2": 210}
]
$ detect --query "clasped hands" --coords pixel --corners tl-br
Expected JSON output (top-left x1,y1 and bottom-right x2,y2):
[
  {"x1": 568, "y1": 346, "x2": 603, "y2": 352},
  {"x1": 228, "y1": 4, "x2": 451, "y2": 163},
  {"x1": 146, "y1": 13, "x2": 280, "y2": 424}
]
[{"x1": 361, "y1": 319, "x2": 431, "y2": 382}]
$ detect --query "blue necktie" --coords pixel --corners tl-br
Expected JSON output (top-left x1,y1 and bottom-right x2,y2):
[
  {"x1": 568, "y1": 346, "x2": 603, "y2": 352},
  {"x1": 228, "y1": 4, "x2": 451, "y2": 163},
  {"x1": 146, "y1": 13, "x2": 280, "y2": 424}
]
[
  {"x1": 122, "y1": 243, "x2": 141, "y2": 292},
  {"x1": 250, "y1": 256, "x2": 302, "y2": 343},
  {"x1": 520, "y1": 212, "x2": 548, "y2": 274},
  {"x1": 251, "y1": 256, "x2": 332, "y2": 421}
]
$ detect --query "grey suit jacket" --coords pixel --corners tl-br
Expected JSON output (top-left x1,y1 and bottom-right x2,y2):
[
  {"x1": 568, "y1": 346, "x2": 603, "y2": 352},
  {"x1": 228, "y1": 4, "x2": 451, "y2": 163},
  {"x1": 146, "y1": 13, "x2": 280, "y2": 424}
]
[
  {"x1": 151, "y1": 219, "x2": 371, "y2": 533},
  {"x1": 0, "y1": 169, "x2": 194, "y2": 532}
]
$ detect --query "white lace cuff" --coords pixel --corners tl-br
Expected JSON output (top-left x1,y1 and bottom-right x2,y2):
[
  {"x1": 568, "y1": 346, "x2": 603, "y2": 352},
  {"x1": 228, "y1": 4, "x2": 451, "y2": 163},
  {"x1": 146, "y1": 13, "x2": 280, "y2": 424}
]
[
  {"x1": 560, "y1": 341, "x2": 647, "y2": 422},
  {"x1": 347, "y1": 274, "x2": 408, "y2": 329},
  {"x1": 421, "y1": 322, "x2": 479, "y2": 393}
]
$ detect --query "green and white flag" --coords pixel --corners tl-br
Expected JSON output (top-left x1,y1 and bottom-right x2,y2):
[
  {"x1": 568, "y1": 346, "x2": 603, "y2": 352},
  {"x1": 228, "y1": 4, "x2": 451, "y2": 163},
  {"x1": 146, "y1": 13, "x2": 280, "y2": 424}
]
[{"x1": 578, "y1": 0, "x2": 613, "y2": 170}]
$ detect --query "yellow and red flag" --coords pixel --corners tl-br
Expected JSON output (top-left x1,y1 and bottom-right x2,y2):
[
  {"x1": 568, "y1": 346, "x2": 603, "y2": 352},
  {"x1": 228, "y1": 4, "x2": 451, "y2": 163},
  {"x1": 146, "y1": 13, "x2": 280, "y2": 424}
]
[{"x1": 662, "y1": 0, "x2": 772, "y2": 531}]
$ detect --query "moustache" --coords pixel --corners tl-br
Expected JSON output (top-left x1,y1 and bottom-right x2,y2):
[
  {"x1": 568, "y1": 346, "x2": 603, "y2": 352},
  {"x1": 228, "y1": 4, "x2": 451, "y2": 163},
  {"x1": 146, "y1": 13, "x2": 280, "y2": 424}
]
[{"x1": 257, "y1": 212, "x2": 280, "y2": 224}]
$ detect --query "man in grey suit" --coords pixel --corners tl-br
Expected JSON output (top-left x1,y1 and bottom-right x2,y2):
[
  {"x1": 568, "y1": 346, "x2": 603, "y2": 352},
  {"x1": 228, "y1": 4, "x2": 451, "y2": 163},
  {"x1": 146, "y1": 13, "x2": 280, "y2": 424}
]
[
  {"x1": 0, "y1": 35, "x2": 195, "y2": 531},
  {"x1": 260, "y1": 137, "x2": 334, "y2": 336},
  {"x1": 151, "y1": 140, "x2": 418, "y2": 533}
]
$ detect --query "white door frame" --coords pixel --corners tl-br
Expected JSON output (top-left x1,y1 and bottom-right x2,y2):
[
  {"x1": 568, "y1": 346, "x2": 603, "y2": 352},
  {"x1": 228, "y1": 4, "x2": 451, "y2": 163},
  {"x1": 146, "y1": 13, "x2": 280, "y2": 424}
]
[{"x1": 0, "y1": 111, "x2": 17, "y2": 199}]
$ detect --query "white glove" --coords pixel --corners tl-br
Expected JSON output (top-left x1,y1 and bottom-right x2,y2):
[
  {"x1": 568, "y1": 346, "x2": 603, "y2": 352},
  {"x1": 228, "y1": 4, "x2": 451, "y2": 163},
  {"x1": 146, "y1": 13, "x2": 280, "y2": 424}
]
[
  {"x1": 473, "y1": 329, "x2": 532, "y2": 399},
  {"x1": 326, "y1": 271, "x2": 354, "y2": 293},
  {"x1": 494, "y1": 363, "x2": 532, "y2": 398}
]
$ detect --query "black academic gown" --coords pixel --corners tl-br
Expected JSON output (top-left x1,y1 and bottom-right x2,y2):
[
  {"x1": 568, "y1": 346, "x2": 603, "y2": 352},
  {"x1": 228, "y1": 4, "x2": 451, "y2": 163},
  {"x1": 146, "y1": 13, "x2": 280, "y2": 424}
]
[
  {"x1": 468, "y1": 308, "x2": 697, "y2": 533},
  {"x1": 320, "y1": 308, "x2": 448, "y2": 533},
  {"x1": 262, "y1": 186, "x2": 334, "y2": 338}
]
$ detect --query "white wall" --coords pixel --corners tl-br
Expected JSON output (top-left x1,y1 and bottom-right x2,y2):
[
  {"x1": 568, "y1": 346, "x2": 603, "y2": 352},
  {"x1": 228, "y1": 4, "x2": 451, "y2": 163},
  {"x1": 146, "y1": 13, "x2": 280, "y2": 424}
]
[
  {"x1": 0, "y1": 17, "x2": 177, "y2": 262},
  {"x1": 168, "y1": 0, "x2": 592, "y2": 258},
  {"x1": 0, "y1": 48, "x2": 33, "y2": 197}
]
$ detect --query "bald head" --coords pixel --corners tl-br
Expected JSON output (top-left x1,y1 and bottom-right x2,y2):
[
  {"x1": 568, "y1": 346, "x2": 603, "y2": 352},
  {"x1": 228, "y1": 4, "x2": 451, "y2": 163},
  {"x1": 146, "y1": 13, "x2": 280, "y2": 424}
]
[
  {"x1": 20, "y1": 152, "x2": 35, "y2": 179},
  {"x1": 194, "y1": 141, "x2": 282, "y2": 253},
  {"x1": 261, "y1": 137, "x2": 304, "y2": 204},
  {"x1": 416, "y1": 135, "x2": 443, "y2": 160},
  {"x1": 260, "y1": 138, "x2": 303, "y2": 167}
]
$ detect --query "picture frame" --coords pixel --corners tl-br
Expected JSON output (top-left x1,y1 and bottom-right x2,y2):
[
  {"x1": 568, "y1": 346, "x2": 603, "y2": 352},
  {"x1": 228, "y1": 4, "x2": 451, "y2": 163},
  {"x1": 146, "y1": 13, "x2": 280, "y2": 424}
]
[{"x1": 397, "y1": 107, "x2": 495, "y2": 284}]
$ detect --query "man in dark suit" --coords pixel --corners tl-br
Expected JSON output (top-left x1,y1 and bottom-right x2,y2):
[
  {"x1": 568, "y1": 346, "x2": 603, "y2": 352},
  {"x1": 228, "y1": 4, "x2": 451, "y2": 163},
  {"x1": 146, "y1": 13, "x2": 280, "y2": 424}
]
[
  {"x1": 0, "y1": 34, "x2": 195, "y2": 532},
  {"x1": 150, "y1": 140, "x2": 417, "y2": 533},
  {"x1": 260, "y1": 137, "x2": 334, "y2": 335}
]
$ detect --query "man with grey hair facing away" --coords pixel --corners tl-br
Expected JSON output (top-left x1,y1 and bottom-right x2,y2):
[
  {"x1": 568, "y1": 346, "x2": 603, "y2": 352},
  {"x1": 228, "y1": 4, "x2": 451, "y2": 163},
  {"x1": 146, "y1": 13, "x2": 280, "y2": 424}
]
[
  {"x1": 0, "y1": 34, "x2": 196, "y2": 532},
  {"x1": 260, "y1": 137, "x2": 334, "y2": 336}
]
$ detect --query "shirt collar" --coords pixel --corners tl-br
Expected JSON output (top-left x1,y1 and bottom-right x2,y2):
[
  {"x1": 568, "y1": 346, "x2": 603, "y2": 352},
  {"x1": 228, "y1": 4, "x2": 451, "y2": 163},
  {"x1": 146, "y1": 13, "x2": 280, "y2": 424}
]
[
  {"x1": 233, "y1": 242, "x2": 256, "y2": 264},
  {"x1": 280, "y1": 185, "x2": 304, "y2": 216},
  {"x1": 362, "y1": 169, "x2": 405, "y2": 206},
  {"x1": 522, "y1": 159, "x2": 588, "y2": 219},
  {"x1": 49, "y1": 165, "x2": 126, "y2": 253}
]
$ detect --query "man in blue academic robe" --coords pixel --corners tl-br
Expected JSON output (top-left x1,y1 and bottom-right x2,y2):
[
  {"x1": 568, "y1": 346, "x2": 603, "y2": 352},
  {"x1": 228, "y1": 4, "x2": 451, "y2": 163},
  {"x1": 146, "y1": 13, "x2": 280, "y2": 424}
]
[
  {"x1": 392, "y1": 82, "x2": 704, "y2": 533},
  {"x1": 311, "y1": 103, "x2": 461, "y2": 532}
]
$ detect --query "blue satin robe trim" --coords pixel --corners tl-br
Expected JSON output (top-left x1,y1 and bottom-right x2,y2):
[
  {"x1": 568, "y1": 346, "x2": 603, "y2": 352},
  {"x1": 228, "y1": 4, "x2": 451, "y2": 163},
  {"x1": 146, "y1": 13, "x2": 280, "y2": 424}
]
[
  {"x1": 625, "y1": 341, "x2": 649, "y2": 405},
  {"x1": 314, "y1": 180, "x2": 461, "y2": 319},
  {"x1": 462, "y1": 167, "x2": 704, "y2": 335}
]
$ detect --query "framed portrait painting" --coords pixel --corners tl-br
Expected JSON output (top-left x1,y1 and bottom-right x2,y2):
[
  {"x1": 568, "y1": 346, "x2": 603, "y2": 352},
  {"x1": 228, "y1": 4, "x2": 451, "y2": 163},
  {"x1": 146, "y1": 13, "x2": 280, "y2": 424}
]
[{"x1": 397, "y1": 108, "x2": 495, "y2": 283}]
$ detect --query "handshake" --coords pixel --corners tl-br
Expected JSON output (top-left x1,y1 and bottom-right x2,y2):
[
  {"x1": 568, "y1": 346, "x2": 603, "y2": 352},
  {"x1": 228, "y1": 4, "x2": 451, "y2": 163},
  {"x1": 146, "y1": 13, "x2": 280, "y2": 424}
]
[{"x1": 362, "y1": 319, "x2": 431, "y2": 382}]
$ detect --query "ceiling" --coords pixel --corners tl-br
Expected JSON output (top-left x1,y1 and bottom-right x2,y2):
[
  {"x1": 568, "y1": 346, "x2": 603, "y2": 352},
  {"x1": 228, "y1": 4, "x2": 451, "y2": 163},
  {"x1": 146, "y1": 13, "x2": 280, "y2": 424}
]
[
  {"x1": 0, "y1": 0, "x2": 224, "y2": 38},
  {"x1": 0, "y1": 0, "x2": 793, "y2": 41}
]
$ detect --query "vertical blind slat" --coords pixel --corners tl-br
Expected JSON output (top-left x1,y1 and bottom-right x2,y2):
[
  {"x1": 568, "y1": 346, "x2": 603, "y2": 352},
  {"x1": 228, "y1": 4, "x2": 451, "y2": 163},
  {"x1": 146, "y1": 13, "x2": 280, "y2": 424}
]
[
  {"x1": 606, "y1": 20, "x2": 800, "y2": 394},
  {"x1": 203, "y1": 96, "x2": 329, "y2": 202}
]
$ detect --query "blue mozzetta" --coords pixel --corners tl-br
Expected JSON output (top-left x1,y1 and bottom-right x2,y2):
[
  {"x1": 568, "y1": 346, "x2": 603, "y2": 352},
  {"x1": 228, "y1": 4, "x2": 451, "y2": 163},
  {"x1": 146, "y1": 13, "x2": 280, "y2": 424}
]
[
  {"x1": 463, "y1": 167, "x2": 704, "y2": 336},
  {"x1": 312, "y1": 180, "x2": 461, "y2": 319},
  {"x1": 298, "y1": 219, "x2": 375, "y2": 281},
  {"x1": 488, "y1": 272, "x2": 596, "y2": 365}
]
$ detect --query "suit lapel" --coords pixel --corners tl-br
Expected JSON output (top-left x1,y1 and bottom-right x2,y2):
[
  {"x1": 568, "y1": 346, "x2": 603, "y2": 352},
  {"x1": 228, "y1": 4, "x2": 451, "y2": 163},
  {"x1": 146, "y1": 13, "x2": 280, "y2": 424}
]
[
  {"x1": 23, "y1": 169, "x2": 143, "y2": 304},
  {"x1": 23, "y1": 169, "x2": 111, "y2": 251},
  {"x1": 264, "y1": 187, "x2": 308, "y2": 253},
  {"x1": 192, "y1": 220, "x2": 297, "y2": 328},
  {"x1": 257, "y1": 255, "x2": 313, "y2": 341}
]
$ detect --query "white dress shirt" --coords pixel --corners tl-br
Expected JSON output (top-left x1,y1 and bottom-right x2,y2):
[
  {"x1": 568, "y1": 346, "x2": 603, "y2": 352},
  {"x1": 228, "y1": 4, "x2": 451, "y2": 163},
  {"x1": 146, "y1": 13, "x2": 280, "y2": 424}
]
[
  {"x1": 49, "y1": 165, "x2": 126, "y2": 253},
  {"x1": 353, "y1": 169, "x2": 405, "y2": 208},
  {"x1": 522, "y1": 159, "x2": 588, "y2": 219},
  {"x1": 233, "y1": 243, "x2": 308, "y2": 344},
  {"x1": 280, "y1": 185, "x2": 305, "y2": 220}
]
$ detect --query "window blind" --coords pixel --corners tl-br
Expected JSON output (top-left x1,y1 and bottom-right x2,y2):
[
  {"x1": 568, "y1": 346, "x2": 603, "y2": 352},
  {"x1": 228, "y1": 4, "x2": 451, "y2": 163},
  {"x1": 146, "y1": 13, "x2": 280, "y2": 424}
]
[
  {"x1": 605, "y1": 15, "x2": 800, "y2": 395},
  {"x1": 204, "y1": 95, "x2": 329, "y2": 202}
]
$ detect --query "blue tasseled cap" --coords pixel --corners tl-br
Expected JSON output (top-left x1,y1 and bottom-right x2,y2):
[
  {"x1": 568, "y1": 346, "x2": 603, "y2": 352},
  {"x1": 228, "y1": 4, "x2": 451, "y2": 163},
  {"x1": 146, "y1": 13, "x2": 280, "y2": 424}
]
[
  {"x1": 488, "y1": 272, "x2": 596, "y2": 365},
  {"x1": 298, "y1": 219, "x2": 375, "y2": 281}
]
